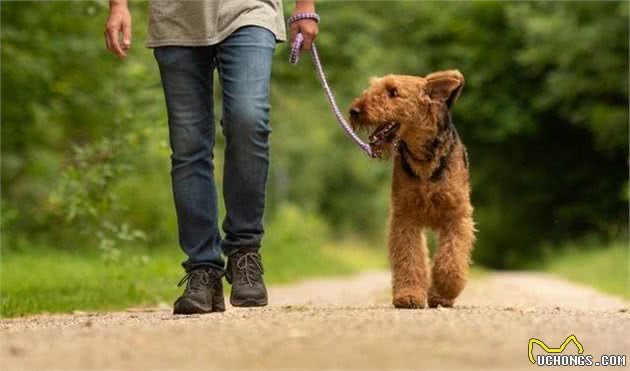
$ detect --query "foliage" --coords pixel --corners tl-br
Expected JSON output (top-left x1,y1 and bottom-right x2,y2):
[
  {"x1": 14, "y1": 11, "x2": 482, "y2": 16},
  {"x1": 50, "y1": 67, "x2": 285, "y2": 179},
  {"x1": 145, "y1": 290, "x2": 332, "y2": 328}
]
[
  {"x1": 50, "y1": 136, "x2": 147, "y2": 259},
  {"x1": 1, "y1": 1, "x2": 628, "y2": 268}
]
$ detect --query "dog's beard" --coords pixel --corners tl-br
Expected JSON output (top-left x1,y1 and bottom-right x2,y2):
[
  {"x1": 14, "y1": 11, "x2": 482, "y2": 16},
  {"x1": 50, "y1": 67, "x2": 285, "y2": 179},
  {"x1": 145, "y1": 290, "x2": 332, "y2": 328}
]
[
  {"x1": 366, "y1": 121, "x2": 400, "y2": 159},
  {"x1": 370, "y1": 139, "x2": 400, "y2": 159}
]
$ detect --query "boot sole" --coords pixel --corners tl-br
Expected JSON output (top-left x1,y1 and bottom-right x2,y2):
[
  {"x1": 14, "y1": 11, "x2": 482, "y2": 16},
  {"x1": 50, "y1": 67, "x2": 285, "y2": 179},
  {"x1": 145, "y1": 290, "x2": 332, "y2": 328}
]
[
  {"x1": 173, "y1": 298, "x2": 220, "y2": 315},
  {"x1": 230, "y1": 297, "x2": 268, "y2": 307}
]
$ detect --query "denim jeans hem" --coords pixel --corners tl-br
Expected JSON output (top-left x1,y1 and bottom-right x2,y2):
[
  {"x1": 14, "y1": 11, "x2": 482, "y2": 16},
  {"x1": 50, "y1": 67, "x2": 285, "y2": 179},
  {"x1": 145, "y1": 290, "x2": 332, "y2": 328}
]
[
  {"x1": 183, "y1": 262, "x2": 225, "y2": 273},
  {"x1": 224, "y1": 245, "x2": 260, "y2": 257}
]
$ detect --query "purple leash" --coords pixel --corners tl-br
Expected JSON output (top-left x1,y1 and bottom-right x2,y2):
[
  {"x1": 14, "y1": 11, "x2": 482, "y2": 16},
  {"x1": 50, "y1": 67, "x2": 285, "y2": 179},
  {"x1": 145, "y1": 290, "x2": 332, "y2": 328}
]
[{"x1": 288, "y1": 13, "x2": 376, "y2": 158}]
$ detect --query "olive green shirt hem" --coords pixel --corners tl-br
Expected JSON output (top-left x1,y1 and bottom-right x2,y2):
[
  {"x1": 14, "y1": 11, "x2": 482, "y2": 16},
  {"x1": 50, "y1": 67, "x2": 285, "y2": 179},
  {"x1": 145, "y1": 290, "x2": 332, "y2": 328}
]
[{"x1": 145, "y1": 20, "x2": 286, "y2": 48}]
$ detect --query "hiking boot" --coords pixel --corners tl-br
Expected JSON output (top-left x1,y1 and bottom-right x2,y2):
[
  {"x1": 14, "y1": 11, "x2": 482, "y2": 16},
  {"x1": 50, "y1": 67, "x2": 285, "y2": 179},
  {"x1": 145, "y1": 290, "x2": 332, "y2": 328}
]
[
  {"x1": 226, "y1": 249, "x2": 268, "y2": 307},
  {"x1": 173, "y1": 267, "x2": 225, "y2": 314}
]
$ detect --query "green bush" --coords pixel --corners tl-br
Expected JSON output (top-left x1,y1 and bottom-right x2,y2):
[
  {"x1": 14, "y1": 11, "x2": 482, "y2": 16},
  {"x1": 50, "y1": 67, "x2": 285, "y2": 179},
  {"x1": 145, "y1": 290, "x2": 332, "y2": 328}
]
[{"x1": 262, "y1": 204, "x2": 354, "y2": 282}]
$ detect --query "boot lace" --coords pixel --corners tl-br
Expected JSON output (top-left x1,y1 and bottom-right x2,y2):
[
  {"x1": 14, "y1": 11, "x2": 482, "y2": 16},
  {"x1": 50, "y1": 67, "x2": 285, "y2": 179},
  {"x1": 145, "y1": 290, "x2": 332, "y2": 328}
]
[
  {"x1": 177, "y1": 270, "x2": 211, "y2": 293},
  {"x1": 235, "y1": 252, "x2": 264, "y2": 286}
]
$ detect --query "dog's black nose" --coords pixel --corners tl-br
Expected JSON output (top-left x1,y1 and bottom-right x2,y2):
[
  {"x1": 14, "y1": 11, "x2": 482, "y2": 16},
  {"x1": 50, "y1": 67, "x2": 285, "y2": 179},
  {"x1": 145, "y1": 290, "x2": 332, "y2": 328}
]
[{"x1": 350, "y1": 107, "x2": 361, "y2": 118}]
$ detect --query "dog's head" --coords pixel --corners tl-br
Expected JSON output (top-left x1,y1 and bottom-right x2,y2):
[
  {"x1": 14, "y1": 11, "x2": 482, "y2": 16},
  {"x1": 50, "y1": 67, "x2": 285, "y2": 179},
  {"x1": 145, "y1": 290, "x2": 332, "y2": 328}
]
[{"x1": 349, "y1": 70, "x2": 464, "y2": 159}]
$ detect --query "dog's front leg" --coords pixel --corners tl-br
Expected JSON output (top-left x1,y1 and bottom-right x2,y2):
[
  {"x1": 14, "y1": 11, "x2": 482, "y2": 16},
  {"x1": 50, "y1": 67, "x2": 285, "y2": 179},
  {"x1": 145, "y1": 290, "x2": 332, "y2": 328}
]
[
  {"x1": 388, "y1": 212, "x2": 430, "y2": 309},
  {"x1": 428, "y1": 216, "x2": 475, "y2": 308}
]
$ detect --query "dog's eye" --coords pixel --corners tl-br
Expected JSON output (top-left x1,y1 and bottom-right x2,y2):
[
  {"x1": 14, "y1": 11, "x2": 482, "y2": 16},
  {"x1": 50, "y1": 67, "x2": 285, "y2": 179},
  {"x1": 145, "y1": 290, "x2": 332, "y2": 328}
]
[{"x1": 387, "y1": 88, "x2": 398, "y2": 98}]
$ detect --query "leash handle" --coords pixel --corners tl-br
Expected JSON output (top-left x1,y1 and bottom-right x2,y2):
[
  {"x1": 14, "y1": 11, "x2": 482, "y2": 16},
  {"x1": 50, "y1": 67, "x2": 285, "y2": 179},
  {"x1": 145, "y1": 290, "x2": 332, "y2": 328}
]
[
  {"x1": 288, "y1": 12, "x2": 319, "y2": 64},
  {"x1": 288, "y1": 14, "x2": 376, "y2": 158}
]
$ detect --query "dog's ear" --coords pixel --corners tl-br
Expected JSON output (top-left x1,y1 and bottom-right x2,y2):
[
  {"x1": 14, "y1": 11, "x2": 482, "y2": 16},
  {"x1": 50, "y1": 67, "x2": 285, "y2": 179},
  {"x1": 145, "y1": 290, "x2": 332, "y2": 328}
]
[
  {"x1": 369, "y1": 76, "x2": 381, "y2": 86},
  {"x1": 425, "y1": 70, "x2": 464, "y2": 109}
]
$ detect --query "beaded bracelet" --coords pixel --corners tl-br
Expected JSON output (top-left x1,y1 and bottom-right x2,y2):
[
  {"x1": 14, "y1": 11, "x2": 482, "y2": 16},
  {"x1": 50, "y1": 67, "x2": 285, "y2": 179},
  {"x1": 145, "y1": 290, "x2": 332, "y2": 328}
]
[{"x1": 287, "y1": 12, "x2": 320, "y2": 26}]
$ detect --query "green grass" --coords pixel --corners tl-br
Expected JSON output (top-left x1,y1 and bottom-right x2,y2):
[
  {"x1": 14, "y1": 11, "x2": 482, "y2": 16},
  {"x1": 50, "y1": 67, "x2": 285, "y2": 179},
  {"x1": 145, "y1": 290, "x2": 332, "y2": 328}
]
[
  {"x1": 0, "y1": 243, "x2": 386, "y2": 318},
  {"x1": 542, "y1": 241, "x2": 629, "y2": 299},
  {"x1": 1, "y1": 247, "x2": 183, "y2": 318},
  {"x1": 0, "y1": 204, "x2": 389, "y2": 318}
]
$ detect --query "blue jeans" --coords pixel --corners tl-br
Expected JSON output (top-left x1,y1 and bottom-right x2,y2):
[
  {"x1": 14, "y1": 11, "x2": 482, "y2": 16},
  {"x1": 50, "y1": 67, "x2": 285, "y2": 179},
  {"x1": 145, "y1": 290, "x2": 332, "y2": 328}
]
[{"x1": 154, "y1": 26, "x2": 275, "y2": 272}]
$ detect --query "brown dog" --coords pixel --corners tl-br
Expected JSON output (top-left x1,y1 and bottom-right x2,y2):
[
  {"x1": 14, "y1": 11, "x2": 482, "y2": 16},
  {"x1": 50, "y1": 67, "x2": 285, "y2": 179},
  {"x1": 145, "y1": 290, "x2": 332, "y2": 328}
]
[{"x1": 350, "y1": 71, "x2": 475, "y2": 308}]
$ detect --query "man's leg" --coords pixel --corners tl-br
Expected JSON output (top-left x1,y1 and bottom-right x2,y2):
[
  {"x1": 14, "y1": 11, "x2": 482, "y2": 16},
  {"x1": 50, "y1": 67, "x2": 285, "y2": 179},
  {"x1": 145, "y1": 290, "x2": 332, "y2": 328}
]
[
  {"x1": 216, "y1": 26, "x2": 275, "y2": 306},
  {"x1": 154, "y1": 46, "x2": 224, "y2": 273},
  {"x1": 217, "y1": 26, "x2": 275, "y2": 255},
  {"x1": 154, "y1": 46, "x2": 226, "y2": 314}
]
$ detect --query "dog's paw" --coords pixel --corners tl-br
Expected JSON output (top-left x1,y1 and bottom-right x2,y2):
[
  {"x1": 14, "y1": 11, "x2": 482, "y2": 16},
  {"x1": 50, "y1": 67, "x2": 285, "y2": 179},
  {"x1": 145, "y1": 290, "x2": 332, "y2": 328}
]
[
  {"x1": 427, "y1": 292, "x2": 455, "y2": 308},
  {"x1": 392, "y1": 294, "x2": 427, "y2": 309}
]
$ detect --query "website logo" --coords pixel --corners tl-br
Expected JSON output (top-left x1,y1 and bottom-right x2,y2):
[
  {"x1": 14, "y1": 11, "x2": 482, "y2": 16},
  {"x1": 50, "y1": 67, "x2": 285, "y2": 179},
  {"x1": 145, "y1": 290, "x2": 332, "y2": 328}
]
[{"x1": 529, "y1": 335, "x2": 626, "y2": 367}]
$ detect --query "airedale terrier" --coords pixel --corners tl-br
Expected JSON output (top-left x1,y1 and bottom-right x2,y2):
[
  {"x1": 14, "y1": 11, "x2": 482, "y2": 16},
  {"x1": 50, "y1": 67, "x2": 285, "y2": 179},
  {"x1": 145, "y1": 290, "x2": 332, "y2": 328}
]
[{"x1": 350, "y1": 70, "x2": 475, "y2": 309}]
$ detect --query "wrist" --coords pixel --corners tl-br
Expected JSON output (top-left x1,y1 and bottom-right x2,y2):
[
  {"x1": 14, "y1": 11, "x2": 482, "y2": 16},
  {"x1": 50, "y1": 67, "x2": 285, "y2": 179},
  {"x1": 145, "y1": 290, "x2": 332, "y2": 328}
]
[
  {"x1": 294, "y1": 1, "x2": 315, "y2": 13},
  {"x1": 110, "y1": 0, "x2": 128, "y2": 10}
]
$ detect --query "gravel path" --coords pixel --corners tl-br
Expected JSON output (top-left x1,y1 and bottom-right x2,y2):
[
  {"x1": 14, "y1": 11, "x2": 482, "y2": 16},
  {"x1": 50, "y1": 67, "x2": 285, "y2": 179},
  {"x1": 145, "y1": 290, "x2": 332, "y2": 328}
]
[{"x1": 1, "y1": 271, "x2": 628, "y2": 370}]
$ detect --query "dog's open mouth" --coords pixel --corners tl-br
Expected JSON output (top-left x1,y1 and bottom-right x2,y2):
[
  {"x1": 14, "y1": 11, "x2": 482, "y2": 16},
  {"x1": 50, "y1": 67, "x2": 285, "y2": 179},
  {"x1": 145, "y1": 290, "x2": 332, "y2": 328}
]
[{"x1": 369, "y1": 122, "x2": 400, "y2": 147}]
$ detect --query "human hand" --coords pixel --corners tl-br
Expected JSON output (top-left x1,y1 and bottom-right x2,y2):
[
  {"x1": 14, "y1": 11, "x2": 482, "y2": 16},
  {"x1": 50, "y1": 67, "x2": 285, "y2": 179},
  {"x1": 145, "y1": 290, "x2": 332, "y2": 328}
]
[
  {"x1": 290, "y1": 1, "x2": 319, "y2": 52},
  {"x1": 104, "y1": 1, "x2": 132, "y2": 58}
]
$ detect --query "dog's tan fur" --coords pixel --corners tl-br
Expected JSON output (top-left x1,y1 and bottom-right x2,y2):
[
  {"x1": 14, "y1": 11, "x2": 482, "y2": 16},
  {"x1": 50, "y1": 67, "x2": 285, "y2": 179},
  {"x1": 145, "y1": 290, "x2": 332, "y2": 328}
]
[{"x1": 350, "y1": 71, "x2": 475, "y2": 308}]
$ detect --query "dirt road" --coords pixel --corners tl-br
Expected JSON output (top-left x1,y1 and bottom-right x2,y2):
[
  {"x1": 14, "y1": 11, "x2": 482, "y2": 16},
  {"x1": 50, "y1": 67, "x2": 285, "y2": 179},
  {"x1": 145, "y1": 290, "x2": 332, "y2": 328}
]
[{"x1": 2, "y1": 271, "x2": 628, "y2": 370}]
